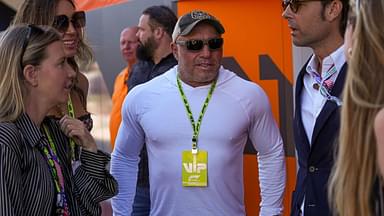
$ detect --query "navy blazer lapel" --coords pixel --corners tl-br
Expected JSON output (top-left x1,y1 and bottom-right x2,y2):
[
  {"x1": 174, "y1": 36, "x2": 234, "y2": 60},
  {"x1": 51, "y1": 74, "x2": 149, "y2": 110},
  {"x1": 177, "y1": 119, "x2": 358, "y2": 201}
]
[
  {"x1": 311, "y1": 63, "x2": 347, "y2": 145},
  {"x1": 294, "y1": 60, "x2": 311, "y2": 151}
]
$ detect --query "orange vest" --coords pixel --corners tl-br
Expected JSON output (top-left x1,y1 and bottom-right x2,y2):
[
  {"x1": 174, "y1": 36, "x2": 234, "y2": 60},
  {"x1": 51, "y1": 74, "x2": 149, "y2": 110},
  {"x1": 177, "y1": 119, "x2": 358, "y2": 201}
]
[{"x1": 109, "y1": 66, "x2": 130, "y2": 148}]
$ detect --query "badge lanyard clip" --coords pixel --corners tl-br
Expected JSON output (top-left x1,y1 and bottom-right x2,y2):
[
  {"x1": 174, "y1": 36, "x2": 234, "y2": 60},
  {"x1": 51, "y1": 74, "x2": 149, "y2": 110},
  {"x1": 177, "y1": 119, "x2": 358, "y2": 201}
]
[{"x1": 192, "y1": 137, "x2": 198, "y2": 154}]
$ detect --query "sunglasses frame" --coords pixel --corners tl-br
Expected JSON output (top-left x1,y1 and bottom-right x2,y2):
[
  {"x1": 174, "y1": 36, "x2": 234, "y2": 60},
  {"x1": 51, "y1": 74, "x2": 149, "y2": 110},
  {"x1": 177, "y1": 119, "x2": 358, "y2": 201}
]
[
  {"x1": 282, "y1": 0, "x2": 323, "y2": 13},
  {"x1": 175, "y1": 38, "x2": 224, "y2": 52},
  {"x1": 53, "y1": 11, "x2": 86, "y2": 33},
  {"x1": 20, "y1": 25, "x2": 45, "y2": 69}
]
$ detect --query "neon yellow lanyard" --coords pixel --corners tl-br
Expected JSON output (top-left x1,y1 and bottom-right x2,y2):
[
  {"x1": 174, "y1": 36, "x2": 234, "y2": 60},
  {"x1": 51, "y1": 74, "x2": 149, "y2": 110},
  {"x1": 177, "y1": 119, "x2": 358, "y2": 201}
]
[
  {"x1": 42, "y1": 125, "x2": 70, "y2": 214},
  {"x1": 42, "y1": 125, "x2": 61, "y2": 192},
  {"x1": 176, "y1": 75, "x2": 216, "y2": 153},
  {"x1": 67, "y1": 94, "x2": 76, "y2": 161}
]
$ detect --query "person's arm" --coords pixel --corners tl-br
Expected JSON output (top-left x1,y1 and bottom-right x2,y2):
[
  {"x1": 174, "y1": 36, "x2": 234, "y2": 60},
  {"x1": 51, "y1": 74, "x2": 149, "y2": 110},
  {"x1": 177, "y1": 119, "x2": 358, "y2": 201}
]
[
  {"x1": 0, "y1": 126, "x2": 24, "y2": 216},
  {"x1": 111, "y1": 91, "x2": 145, "y2": 215},
  {"x1": 249, "y1": 86, "x2": 286, "y2": 216},
  {"x1": 72, "y1": 150, "x2": 118, "y2": 215},
  {"x1": 375, "y1": 108, "x2": 384, "y2": 179},
  {"x1": 58, "y1": 116, "x2": 118, "y2": 215}
]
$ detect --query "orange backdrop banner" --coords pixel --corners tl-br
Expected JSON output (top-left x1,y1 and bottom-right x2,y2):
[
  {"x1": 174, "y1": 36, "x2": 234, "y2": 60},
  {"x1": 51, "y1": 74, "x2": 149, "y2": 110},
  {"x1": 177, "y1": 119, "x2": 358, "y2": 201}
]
[{"x1": 74, "y1": 0, "x2": 128, "y2": 11}]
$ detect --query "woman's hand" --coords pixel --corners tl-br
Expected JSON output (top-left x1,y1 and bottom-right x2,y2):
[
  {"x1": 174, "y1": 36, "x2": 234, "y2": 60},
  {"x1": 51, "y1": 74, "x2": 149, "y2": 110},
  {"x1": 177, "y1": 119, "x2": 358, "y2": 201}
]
[{"x1": 59, "y1": 115, "x2": 98, "y2": 153}]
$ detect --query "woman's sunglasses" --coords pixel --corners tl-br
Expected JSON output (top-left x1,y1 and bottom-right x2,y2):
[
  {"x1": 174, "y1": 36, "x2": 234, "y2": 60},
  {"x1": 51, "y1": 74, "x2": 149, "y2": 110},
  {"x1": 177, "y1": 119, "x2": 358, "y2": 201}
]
[
  {"x1": 53, "y1": 11, "x2": 86, "y2": 33},
  {"x1": 175, "y1": 38, "x2": 224, "y2": 52},
  {"x1": 282, "y1": 0, "x2": 322, "y2": 13}
]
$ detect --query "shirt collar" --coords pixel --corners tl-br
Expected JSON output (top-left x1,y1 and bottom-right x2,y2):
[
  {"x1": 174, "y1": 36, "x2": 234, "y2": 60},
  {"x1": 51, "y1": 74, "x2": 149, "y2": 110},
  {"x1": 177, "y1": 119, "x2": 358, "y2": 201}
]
[
  {"x1": 14, "y1": 113, "x2": 45, "y2": 148},
  {"x1": 306, "y1": 45, "x2": 346, "y2": 76}
]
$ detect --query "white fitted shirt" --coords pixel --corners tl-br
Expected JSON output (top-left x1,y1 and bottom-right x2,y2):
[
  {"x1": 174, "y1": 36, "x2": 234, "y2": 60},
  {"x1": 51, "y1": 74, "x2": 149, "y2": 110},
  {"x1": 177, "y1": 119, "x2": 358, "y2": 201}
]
[{"x1": 111, "y1": 66, "x2": 286, "y2": 216}]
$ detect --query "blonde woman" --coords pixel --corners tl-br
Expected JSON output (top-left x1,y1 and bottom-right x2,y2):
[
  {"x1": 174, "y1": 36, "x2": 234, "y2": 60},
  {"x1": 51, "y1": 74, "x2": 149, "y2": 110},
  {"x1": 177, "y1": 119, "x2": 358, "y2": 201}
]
[
  {"x1": 0, "y1": 25, "x2": 117, "y2": 215},
  {"x1": 329, "y1": 0, "x2": 384, "y2": 215}
]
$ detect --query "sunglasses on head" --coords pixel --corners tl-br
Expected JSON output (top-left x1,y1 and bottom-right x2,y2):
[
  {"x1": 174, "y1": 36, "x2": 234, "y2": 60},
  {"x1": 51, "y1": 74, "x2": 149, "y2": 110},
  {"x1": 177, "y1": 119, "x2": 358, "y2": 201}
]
[
  {"x1": 282, "y1": 0, "x2": 322, "y2": 13},
  {"x1": 53, "y1": 11, "x2": 86, "y2": 33},
  {"x1": 20, "y1": 25, "x2": 44, "y2": 69},
  {"x1": 175, "y1": 38, "x2": 224, "y2": 51}
]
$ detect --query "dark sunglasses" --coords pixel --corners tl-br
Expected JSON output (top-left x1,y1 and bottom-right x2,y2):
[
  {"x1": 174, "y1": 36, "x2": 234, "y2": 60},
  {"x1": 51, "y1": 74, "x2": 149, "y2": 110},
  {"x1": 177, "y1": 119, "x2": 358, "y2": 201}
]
[
  {"x1": 53, "y1": 11, "x2": 86, "y2": 33},
  {"x1": 20, "y1": 25, "x2": 44, "y2": 69},
  {"x1": 282, "y1": 0, "x2": 322, "y2": 13},
  {"x1": 175, "y1": 38, "x2": 224, "y2": 51}
]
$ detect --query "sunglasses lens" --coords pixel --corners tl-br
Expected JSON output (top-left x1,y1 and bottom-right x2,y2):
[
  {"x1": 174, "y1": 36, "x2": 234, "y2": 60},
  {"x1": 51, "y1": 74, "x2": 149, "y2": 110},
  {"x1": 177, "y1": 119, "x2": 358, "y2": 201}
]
[
  {"x1": 291, "y1": 0, "x2": 300, "y2": 13},
  {"x1": 72, "y1": 11, "x2": 86, "y2": 28},
  {"x1": 282, "y1": 0, "x2": 289, "y2": 10},
  {"x1": 53, "y1": 15, "x2": 69, "y2": 32},
  {"x1": 186, "y1": 40, "x2": 204, "y2": 51},
  {"x1": 179, "y1": 38, "x2": 223, "y2": 51},
  {"x1": 208, "y1": 38, "x2": 223, "y2": 50},
  {"x1": 282, "y1": 0, "x2": 300, "y2": 13},
  {"x1": 53, "y1": 11, "x2": 85, "y2": 32}
]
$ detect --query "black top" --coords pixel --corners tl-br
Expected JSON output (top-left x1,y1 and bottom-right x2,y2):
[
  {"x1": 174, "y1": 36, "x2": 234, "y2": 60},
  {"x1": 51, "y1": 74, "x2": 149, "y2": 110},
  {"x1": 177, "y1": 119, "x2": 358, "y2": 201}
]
[
  {"x1": 127, "y1": 53, "x2": 178, "y2": 91},
  {"x1": 126, "y1": 53, "x2": 177, "y2": 187},
  {"x1": 373, "y1": 177, "x2": 384, "y2": 215},
  {"x1": 0, "y1": 113, "x2": 117, "y2": 215}
]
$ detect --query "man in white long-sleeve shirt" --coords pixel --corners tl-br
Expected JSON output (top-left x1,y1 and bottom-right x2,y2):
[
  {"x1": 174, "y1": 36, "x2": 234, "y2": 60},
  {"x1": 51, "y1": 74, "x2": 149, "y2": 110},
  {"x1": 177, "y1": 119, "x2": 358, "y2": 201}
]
[{"x1": 111, "y1": 9, "x2": 286, "y2": 216}]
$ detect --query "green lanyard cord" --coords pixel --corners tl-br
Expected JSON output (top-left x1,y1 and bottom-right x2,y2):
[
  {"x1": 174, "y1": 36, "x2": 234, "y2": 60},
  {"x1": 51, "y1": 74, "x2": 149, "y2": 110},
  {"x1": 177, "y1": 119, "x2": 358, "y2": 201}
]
[
  {"x1": 42, "y1": 125, "x2": 70, "y2": 213},
  {"x1": 43, "y1": 125, "x2": 61, "y2": 192},
  {"x1": 67, "y1": 94, "x2": 76, "y2": 161},
  {"x1": 176, "y1": 74, "x2": 217, "y2": 153}
]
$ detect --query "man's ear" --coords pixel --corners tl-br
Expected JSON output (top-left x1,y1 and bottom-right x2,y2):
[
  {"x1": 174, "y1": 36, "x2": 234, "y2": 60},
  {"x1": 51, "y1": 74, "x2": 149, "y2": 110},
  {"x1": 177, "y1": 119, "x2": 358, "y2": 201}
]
[
  {"x1": 325, "y1": 0, "x2": 343, "y2": 22},
  {"x1": 23, "y1": 65, "x2": 38, "y2": 87},
  {"x1": 154, "y1": 26, "x2": 165, "y2": 40},
  {"x1": 171, "y1": 42, "x2": 179, "y2": 61}
]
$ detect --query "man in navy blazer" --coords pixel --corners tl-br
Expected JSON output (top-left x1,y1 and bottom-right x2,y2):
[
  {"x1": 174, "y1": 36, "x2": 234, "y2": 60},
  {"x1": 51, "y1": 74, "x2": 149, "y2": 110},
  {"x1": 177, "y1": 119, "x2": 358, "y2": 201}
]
[{"x1": 282, "y1": 0, "x2": 349, "y2": 215}]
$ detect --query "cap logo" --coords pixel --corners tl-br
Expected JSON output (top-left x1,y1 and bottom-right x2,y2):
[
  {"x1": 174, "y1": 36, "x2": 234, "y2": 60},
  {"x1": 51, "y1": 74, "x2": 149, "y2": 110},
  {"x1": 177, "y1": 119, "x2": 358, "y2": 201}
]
[{"x1": 190, "y1": 11, "x2": 212, "y2": 20}]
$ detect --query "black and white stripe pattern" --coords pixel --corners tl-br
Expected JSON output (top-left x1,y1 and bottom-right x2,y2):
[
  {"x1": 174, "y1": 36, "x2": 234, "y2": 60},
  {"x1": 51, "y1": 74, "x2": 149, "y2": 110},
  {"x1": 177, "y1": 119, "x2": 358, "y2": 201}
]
[{"x1": 0, "y1": 113, "x2": 117, "y2": 216}]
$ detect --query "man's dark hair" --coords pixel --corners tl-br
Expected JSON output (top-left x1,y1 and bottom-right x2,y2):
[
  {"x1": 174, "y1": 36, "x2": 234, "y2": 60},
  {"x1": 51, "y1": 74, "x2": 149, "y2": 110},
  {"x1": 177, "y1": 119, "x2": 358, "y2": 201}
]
[
  {"x1": 143, "y1": 5, "x2": 177, "y2": 37},
  {"x1": 321, "y1": 0, "x2": 349, "y2": 37}
]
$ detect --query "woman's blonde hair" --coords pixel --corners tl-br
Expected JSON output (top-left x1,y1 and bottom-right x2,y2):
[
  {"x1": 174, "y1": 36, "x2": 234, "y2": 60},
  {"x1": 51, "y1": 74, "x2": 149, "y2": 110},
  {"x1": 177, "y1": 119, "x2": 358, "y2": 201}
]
[
  {"x1": 329, "y1": 0, "x2": 384, "y2": 215},
  {"x1": 0, "y1": 25, "x2": 61, "y2": 122}
]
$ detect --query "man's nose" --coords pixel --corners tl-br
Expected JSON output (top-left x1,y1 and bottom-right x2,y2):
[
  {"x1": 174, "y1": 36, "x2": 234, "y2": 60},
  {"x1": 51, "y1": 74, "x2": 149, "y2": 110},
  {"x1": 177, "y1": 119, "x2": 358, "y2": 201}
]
[
  {"x1": 282, "y1": 4, "x2": 293, "y2": 19},
  {"x1": 200, "y1": 45, "x2": 212, "y2": 57}
]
